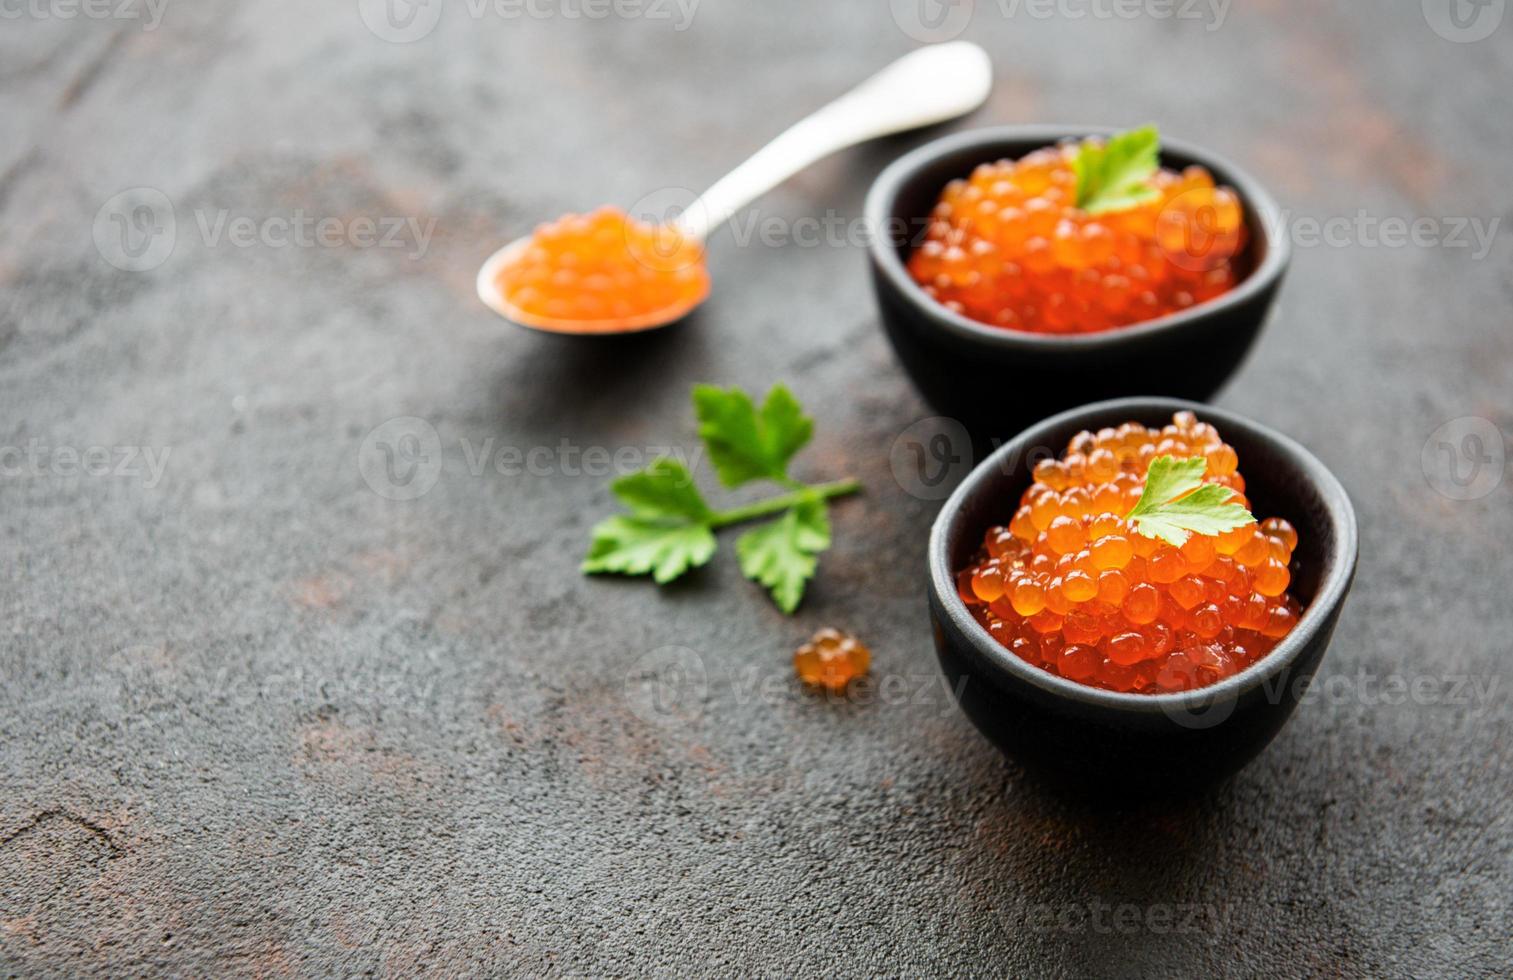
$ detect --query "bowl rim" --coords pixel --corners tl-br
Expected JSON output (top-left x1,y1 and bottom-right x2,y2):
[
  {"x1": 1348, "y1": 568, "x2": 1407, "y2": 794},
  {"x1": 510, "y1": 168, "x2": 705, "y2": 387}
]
[
  {"x1": 927, "y1": 396, "x2": 1358, "y2": 714},
  {"x1": 864, "y1": 124, "x2": 1291, "y2": 350}
]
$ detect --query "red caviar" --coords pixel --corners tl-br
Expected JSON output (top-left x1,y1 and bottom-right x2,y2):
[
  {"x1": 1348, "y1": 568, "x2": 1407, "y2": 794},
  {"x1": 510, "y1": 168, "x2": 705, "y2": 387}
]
[
  {"x1": 955, "y1": 412, "x2": 1302, "y2": 693},
  {"x1": 494, "y1": 206, "x2": 709, "y2": 333},
  {"x1": 794, "y1": 628, "x2": 871, "y2": 692},
  {"x1": 907, "y1": 139, "x2": 1246, "y2": 334}
]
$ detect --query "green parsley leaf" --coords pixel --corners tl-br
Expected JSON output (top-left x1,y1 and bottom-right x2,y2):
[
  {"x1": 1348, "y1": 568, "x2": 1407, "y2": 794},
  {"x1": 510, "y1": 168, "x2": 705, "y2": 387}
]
[
  {"x1": 1130, "y1": 454, "x2": 1207, "y2": 512},
  {"x1": 692, "y1": 383, "x2": 813, "y2": 488},
  {"x1": 610, "y1": 458, "x2": 712, "y2": 522},
  {"x1": 582, "y1": 515, "x2": 717, "y2": 584},
  {"x1": 1125, "y1": 454, "x2": 1255, "y2": 546},
  {"x1": 580, "y1": 383, "x2": 858, "y2": 612},
  {"x1": 735, "y1": 494, "x2": 831, "y2": 613},
  {"x1": 1073, "y1": 124, "x2": 1161, "y2": 215}
]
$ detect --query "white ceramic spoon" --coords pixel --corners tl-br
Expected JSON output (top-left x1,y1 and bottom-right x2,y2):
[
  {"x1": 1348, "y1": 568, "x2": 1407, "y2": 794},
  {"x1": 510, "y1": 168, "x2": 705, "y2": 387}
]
[{"x1": 477, "y1": 42, "x2": 993, "y2": 334}]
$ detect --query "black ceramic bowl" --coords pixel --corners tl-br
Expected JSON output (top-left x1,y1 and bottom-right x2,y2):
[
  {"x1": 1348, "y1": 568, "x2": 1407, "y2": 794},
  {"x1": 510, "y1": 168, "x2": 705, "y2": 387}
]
[
  {"x1": 866, "y1": 126, "x2": 1290, "y2": 439},
  {"x1": 928, "y1": 398, "x2": 1357, "y2": 795}
]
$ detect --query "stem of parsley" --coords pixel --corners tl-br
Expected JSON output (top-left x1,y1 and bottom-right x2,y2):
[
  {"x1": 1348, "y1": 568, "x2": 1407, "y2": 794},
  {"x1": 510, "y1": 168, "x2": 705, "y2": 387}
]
[{"x1": 708, "y1": 478, "x2": 861, "y2": 529}]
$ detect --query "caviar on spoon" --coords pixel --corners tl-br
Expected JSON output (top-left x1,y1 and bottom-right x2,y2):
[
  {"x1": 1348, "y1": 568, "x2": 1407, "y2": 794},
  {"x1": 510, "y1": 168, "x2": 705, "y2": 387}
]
[{"x1": 477, "y1": 42, "x2": 993, "y2": 334}]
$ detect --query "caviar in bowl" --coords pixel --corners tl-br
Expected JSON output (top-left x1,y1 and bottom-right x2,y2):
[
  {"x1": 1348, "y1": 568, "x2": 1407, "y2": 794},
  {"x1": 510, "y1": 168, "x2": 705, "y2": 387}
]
[
  {"x1": 865, "y1": 127, "x2": 1289, "y2": 438},
  {"x1": 927, "y1": 398, "x2": 1356, "y2": 794}
]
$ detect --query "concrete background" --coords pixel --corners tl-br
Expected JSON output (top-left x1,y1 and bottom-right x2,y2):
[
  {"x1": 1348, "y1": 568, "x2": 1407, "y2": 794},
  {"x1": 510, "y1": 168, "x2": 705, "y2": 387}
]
[{"x1": 1, "y1": 0, "x2": 1509, "y2": 975}]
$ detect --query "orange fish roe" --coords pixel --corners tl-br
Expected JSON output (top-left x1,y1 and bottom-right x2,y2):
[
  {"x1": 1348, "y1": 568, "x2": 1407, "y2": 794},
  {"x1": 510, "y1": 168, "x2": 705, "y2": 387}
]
[
  {"x1": 907, "y1": 139, "x2": 1245, "y2": 334},
  {"x1": 794, "y1": 628, "x2": 871, "y2": 692},
  {"x1": 495, "y1": 206, "x2": 710, "y2": 332},
  {"x1": 955, "y1": 412, "x2": 1302, "y2": 694}
]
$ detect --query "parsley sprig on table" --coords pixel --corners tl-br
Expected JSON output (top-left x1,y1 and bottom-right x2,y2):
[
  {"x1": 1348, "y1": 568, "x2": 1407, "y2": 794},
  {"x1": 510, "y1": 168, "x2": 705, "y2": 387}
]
[
  {"x1": 1125, "y1": 455, "x2": 1254, "y2": 546},
  {"x1": 582, "y1": 384, "x2": 860, "y2": 613}
]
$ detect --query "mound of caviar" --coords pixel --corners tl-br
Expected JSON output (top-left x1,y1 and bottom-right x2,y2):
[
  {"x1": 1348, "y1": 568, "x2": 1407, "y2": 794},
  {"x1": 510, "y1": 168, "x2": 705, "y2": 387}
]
[
  {"x1": 794, "y1": 628, "x2": 871, "y2": 692},
  {"x1": 907, "y1": 136, "x2": 1245, "y2": 334},
  {"x1": 495, "y1": 206, "x2": 709, "y2": 332},
  {"x1": 955, "y1": 412, "x2": 1302, "y2": 693}
]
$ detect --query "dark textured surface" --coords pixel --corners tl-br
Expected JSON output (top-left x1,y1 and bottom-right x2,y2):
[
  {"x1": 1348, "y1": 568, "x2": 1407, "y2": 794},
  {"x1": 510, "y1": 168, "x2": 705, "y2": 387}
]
[{"x1": 1, "y1": 2, "x2": 1510, "y2": 976}]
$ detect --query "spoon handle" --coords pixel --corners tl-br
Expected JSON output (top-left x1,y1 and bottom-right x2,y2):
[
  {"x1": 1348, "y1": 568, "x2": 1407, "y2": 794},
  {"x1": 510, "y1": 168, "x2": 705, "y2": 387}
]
[{"x1": 678, "y1": 42, "x2": 993, "y2": 242}]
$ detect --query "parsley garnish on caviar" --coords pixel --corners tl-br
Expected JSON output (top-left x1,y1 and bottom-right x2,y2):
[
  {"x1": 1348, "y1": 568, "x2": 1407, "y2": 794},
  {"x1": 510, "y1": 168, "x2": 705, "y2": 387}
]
[
  {"x1": 1072, "y1": 124, "x2": 1161, "y2": 215},
  {"x1": 1125, "y1": 455, "x2": 1254, "y2": 546}
]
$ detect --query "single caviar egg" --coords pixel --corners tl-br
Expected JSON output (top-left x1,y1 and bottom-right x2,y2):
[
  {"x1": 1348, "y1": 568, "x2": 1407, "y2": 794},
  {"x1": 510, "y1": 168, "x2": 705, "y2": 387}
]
[
  {"x1": 794, "y1": 628, "x2": 871, "y2": 692},
  {"x1": 493, "y1": 206, "x2": 710, "y2": 333},
  {"x1": 954, "y1": 413, "x2": 1303, "y2": 694},
  {"x1": 906, "y1": 139, "x2": 1245, "y2": 335}
]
